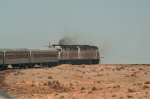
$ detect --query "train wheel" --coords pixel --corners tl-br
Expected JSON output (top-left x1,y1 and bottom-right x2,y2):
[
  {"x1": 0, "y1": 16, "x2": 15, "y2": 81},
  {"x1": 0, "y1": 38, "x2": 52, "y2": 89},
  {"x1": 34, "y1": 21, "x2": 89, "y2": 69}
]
[
  {"x1": 28, "y1": 64, "x2": 33, "y2": 68},
  {"x1": 89, "y1": 60, "x2": 92, "y2": 65}
]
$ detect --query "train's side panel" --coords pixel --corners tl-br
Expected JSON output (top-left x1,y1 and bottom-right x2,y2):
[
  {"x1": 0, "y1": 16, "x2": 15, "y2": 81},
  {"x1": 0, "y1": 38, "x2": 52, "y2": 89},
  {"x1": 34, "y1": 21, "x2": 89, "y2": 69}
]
[
  {"x1": 70, "y1": 50, "x2": 78, "y2": 59},
  {"x1": 96, "y1": 49, "x2": 100, "y2": 60},
  {"x1": 5, "y1": 51, "x2": 30, "y2": 64},
  {"x1": 80, "y1": 49, "x2": 99, "y2": 59},
  {"x1": 56, "y1": 45, "x2": 100, "y2": 64},
  {"x1": 60, "y1": 49, "x2": 68, "y2": 60},
  {"x1": 0, "y1": 52, "x2": 3, "y2": 66},
  {"x1": 78, "y1": 45, "x2": 100, "y2": 64},
  {"x1": 79, "y1": 50, "x2": 89, "y2": 59},
  {"x1": 60, "y1": 49, "x2": 78, "y2": 60},
  {"x1": 79, "y1": 46, "x2": 99, "y2": 59},
  {"x1": 31, "y1": 50, "x2": 59, "y2": 63},
  {"x1": 60, "y1": 49, "x2": 66, "y2": 60}
]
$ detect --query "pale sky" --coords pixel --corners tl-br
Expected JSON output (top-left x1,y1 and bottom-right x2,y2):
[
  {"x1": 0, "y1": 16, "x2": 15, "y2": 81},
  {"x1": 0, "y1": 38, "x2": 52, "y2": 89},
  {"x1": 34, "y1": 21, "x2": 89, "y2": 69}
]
[{"x1": 0, "y1": 0, "x2": 150, "y2": 64}]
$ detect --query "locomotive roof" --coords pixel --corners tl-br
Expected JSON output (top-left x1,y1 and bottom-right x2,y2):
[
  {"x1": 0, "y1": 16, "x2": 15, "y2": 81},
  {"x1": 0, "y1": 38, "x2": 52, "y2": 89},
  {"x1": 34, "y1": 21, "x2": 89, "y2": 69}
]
[
  {"x1": 52, "y1": 44, "x2": 98, "y2": 49},
  {"x1": 0, "y1": 48, "x2": 57, "y2": 52},
  {"x1": 0, "y1": 48, "x2": 30, "y2": 52},
  {"x1": 30, "y1": 48, "x2": 58, "y2": 52}
]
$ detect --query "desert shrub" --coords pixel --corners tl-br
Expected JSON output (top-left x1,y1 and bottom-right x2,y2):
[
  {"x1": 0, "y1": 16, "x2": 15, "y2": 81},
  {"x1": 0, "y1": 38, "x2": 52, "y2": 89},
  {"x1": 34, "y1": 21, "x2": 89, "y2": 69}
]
[
  {"x1": 137, "y1": 83, "x2": 142, "y2": 85},
  {"x1": 48, "y1": 76, "x2": 53, "y2": 79},
  {"x1": 119, "y1": 96, "x2": 123, "y2": 99},
  {"x1": 60, "y1": 96, "x2": 65, "y2": 99},
  {"x1": 76, "y1": 75, "x2": 83, "y2": 78},
  {"x1": 131, "y1": 69, "x2": 135, "y2": 71},
  {"x1": 113, "y1": 85, "x2": 120, "y2": 89},
  {"x1": 115, "y1": 67, "x2": 125, "y2": 71},
  {"x1": 87, "y1": 91, "x2": 93, "y2": 94},
  {"x1": 128, "y1": 88, "x2": 135, "y2": 93},
  {"x1": 92, "y1": 86, "x2": 97, "y2": 91},
  {"x1": 81, "y1": 65, "x2": 85, "y2": 68},
  {"x1": 139, "y1": 68, "x2": 143, "y2": 70},
  {"x1": 82, "y1": 71, "x2": 85, "y2": 74},
  {"x1": 69, "y1": 83, "x2": 74, "y2": 89},
  {"x1": 112, "y1": 94, "x2": 116, "y2": 97},
  {"x1": 70, "y1": 83, "x2": 73, "y2": 87},
  {"x1": 145, "y1": 81, "x2": 150, "y2": 84},
  {"x1": 107, "y1": 86, "x2": 111, "y2": 89},
  {"x1": 130, "y1": 72, "x2": 136, "y2": 77},
  {"x1": 31, "y1": 83, "x2": 35, "y2": 87},
  {"x1": 47, "y1": 80, "x2": 70, "y2": 92},
  {"x1": 81, "y1": 87, "x2": 86, "y2": 90},
  {"x1": 145, "y1": 72, "x2": 147, "y2": 74},
  {"x1": 132, "y1": 64, "x2": 138, "y2": 66},
  {"x1": 145, "y1": 91, "x2": 148, "y2": 94},
  {"x1": 55, "y1": 80, "x2": 60, "y2": 85},
  {"x1": 21, "y1": 80, "x2": 25, "y2": 83},
  {"x1": 97, "y1": 74, "x2": 103, "y2": 76},
  {"x1": 43, "y1": 82, "x2": 47, "y2": 86},
  {"x1": 14, "y1": 71, "x2": 24, "y2": 75},
  {"x1": 47, "y1": 81, "x2": 52, "y2": 86},
  {"x1": 127, "y1": 95, "x2": 133, "y2": 98},
  {"x1": 105, "y1": 67, "x2": 111, "y2": 69},
  {"x1": 142, "y1": 85, "x2": 149, "y2": 89}
]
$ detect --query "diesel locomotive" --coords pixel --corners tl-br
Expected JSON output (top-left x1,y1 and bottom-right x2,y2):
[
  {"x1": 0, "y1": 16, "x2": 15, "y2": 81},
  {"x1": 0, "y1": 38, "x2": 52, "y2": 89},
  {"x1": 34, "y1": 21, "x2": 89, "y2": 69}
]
[{"x1": 0, "y1": 45, "x2": 100, "y2": 69}]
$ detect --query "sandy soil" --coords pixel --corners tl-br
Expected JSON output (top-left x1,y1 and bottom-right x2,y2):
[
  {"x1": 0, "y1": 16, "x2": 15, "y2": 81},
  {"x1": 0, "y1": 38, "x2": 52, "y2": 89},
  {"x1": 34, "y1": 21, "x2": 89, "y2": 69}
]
[{"x1": 1, "y1": 64, "x2": 150, "y2": 99}]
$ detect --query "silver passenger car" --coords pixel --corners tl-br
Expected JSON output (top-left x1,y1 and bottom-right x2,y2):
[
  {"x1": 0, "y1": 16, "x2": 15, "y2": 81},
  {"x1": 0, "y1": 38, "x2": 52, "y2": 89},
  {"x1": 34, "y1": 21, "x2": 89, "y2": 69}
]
[
  {"x1": 3, "y1": 49, "x2": 30, "y2": 67},
  {"x1": 0, "y1": 49, "x2": 30, "y2": 69},
  {"x1": 0, "y1": 50, "x2": 4, "y2": 67},
  {"x1": 30, "y1": 48, "x2": 59, "y2": 66},
  {"x1": 0, "y1": 48, "x2": 59, "y2": 69}
]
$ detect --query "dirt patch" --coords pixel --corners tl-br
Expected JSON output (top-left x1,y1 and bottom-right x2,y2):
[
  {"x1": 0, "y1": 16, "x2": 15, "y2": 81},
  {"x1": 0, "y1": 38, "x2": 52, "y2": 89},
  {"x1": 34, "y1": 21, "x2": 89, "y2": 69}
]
[
  {"x1": 1, "y1": 64, "x2": 150, "y2": 99},
  {"x1": 0, "y1": 70, "x2": 17, "y2": 98}
]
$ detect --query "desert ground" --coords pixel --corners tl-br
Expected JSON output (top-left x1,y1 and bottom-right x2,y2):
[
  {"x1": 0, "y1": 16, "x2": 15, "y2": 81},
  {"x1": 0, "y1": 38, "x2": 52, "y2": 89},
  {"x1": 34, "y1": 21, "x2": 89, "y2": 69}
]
[{"x1": 0, "y1": 64, "x2": 150, "y2": 99}]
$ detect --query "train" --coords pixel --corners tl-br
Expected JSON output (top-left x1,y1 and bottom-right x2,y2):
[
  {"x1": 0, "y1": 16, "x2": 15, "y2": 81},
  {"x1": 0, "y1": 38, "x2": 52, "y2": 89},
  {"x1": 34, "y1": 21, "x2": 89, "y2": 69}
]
[{"x1": 0, "y1": 45, "x2": 100, "y2": 69}]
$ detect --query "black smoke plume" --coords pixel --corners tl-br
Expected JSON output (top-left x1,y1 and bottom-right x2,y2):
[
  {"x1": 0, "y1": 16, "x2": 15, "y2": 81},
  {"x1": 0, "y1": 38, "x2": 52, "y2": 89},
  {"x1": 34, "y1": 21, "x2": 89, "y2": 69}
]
[{"x1": 58, "y1": 36, "x2": 77, "y2": 45}]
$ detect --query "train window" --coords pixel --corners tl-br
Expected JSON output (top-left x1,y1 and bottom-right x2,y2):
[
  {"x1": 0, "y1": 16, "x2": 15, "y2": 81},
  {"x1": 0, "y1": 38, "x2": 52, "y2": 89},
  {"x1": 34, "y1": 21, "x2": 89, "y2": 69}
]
[
  {"x1": 0, "y1": 55, "x2": 3, "y2": 59},
  {"x1": 32, "y1": 53, "x2": 58, "y2": 58},
  {"x1": 62, "y1": 48, "x2": 66, "y2": 50},
  {"x1": 90, "y1": 48, "x2": 93, "y2": 50},
  {"x1": 67, "y1": 48, "x2": 69, "y2": 50},
  {"x1": 72, "y1": 48, "x2": 75, "y2": 50},
  {"x1": 6, "y1": 53, "x2": 29, "y2": 59}
]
